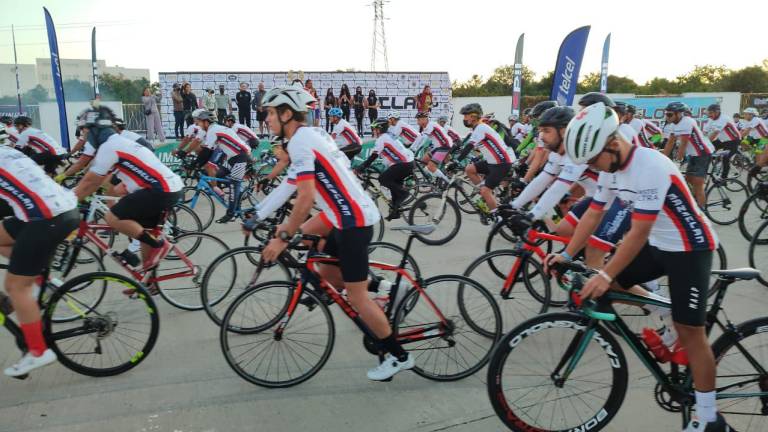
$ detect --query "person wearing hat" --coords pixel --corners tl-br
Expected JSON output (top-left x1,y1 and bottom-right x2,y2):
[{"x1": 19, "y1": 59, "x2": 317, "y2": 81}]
[
  {"x1": 741, "y1": 107, "x2": 768, "y2": 177},
  {"x1": 215, "y1": 85, "x2": 232, "y2": 124}
]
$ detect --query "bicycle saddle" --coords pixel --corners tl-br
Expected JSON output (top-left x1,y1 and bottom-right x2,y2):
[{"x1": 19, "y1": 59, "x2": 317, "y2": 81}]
[
  {"x1": 390, "y1": 224, "x2": 437, "y2": 235},
  {"x1": 711, "y1": 268, "x2": 761, "y2": 280}
]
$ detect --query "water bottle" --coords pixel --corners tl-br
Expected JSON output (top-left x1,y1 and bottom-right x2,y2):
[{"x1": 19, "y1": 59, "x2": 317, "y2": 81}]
[{"x1": 642, "y1": 327, "x2": 671, "y2": 363}]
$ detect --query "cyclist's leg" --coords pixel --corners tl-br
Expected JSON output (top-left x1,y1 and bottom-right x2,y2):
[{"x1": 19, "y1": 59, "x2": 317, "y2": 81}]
[
  {"x1": 685, "y1": 155, "x2": 710, "y2": 207},
  {"x1": 465, "y1": 161, "x2": 483, "y2": 185},
  {"x1": 482, "y1": 163, "x2": 509, "y2": 210},
  {"x1": 428, "y1": 149, "x2": 449, "y2": 180},
  {"x1": 557, "y1": 196, "x2": 591, "y2": 238}
]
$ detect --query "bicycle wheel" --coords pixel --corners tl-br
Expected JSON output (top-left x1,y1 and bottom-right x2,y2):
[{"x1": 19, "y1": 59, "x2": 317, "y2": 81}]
[
  {"x1": 393, "y1": 274, "x2": 502, "y2": 381},
  {"x1": 452, "y1": 181, "x2": 478, "y2": 215},
  {"x1": 372, "y1": 216, "x2": 385, "y2": 242},
  {"x1": 368, "y1": 241, "x2": 421, "y2": 282},
  {"x1": 153, "y1": 232, "x2": 230, "y2": 311},
  {"x1": 704, "y1": 178, "x2": 747, "y2": 225},
  {"x1": 487, "y1": 312, "x2": 628, "y2": 432},
  {"x1": 738, "y1": 193, "x2": 768, "y2": 242},
  {"x1": 462, "y1": 250, "x2": 550, "y2": 332},
  {"x1": 406, "y1": 192, "x2": 461, "y2": 245},
  {"x1": 201, "y1": 246, "x2": 292, "y2": 326},
  {"x1": 746, "y1": 168, "x2": 768, "y2": 194},
  {"x1": 748, "y1": 219, "x2": 768, "y2": 287},
  {"x1": 181, "y1": 186, "x2": 215, "y2": 231},
  {"x1": 168, "y1": 203, "x2": 203, "y2": 235},
  {"x1": 710, "y1": 316, "x2": 768, "y2": 432},
  {"x1": 220, "y1": 281, "x2": 335, "y2": 388},
  {"x1": 44, "y1": 272, "x2": 159, "y2": 377}
]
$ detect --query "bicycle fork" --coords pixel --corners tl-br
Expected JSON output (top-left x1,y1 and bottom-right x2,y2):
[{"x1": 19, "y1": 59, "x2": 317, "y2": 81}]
[{"x1": 550, "y1": 322, "x2": 598, "y2": 387}]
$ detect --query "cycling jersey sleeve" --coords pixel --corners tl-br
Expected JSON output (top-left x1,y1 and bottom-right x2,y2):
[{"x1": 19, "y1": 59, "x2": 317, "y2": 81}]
[
  {"x1": 287, "y1": 141, "x2": 316, "y2": 182},
  {"x1": 511, "y1": 170, "x2": 555, "y2": 209},
  {"x1": 590, "y1": 173, "x2": 617, "y2": 211},
  {"x1": 89, "y1": 143, "x2": 119, "y2": 176},
  {"x1": 411, "y1": 134, "x2": 427, "y2": 153},
  {"x1": 528, "y1": 163, "x2": 587, "y2": 220},
  {"x1": 256, "y1": 177, "x2": 296, "y2": 220}
]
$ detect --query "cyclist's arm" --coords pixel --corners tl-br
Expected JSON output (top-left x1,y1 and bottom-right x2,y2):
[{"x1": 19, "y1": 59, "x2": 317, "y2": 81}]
[
  {"x1": 676, "y1": 135, "x2": 689, "y2": 161},
  {"x1": 740, "y1": 127, "x2": 753, "y2": 140},
  {"x1": 265, "y1": 155, "x2": 289, "y2": 181},
  {"x1": 529, "y1": 175, "x2": 577, "y2": 220},
  {"x1": 73, "y1": 171, "x2": 106, "y2": 200},
  {"x1": 62, "y1": 155, "x2": 93, "y2": 177},
  {"x1": 256, "y1": 177, "x2": 296, "y2": 219},
  {"x1": 358, "y1": 152, "x2": 378, "y2": 171},
  {"x1": 511, "y1": 169, "x2": 555, "y2": 209},
  {"x1": 523, "y1": 148, "x2": 548, "y2": 183},
  {"x1": 283, "y1": 179, "x2": 314, "y2": 235},
  {"x1": 662, "y1": 134, "x2": 676, "y2": 158}
]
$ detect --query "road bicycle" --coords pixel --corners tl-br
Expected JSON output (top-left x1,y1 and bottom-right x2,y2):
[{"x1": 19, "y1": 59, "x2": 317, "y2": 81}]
[
  {"x1": 737, "y1": 181, "x2": 768, "y2": 242},
  {"x1": 748, "y1": 217, "x2": 768, "y2": 288}
]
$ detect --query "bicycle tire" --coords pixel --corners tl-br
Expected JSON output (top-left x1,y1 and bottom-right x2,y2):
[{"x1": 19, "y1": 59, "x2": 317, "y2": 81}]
[
  {"x1": 368, "y1": 241, "x2": 421, "y2": 282},
  {"x1": 181, "y1": 186, "x2": 216, "y2": 231},
  {"x1": 220, "y1": 281, "x2": 335, "y2": 388},
  {"x1": 704, "y1": 178, "x2": 747, "y2": 225},
  {"x1": 451, "y1": 181, "x2": 479, "y2": 215},
  {"x1": 737, "y1": 192, "x2": 768, "y2": 242},
  {"x1": 746, "y1": 168, "x2": 768, "y2": 194},
  {"x1": 168, "y1": 203, "x2": 203, "y2": 235},
  {"x1": 748, "y1": 219, "x2": 768, "y2": 287},
  {"x1": 406, "y1": 192, "x2": 462, "y2": 245},
  {"x1": 486, "y1": 312, "x2": 628, "y2": 432},
  {"x1": 44, "y1": 272, "x2": 159, "y2": 377}
]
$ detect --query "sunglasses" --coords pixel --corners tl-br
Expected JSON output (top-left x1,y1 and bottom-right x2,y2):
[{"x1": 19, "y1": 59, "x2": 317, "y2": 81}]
[
  {"x1": 664, "y1": 112, "x2": 676, "y2": 117},
  {"x1": 586, "y1": 132, "x2": 618, "y2": 165}
]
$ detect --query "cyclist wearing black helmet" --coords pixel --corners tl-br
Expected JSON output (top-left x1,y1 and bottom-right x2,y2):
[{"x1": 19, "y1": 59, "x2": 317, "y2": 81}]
[
  {"x1": 113, "y1": 118, "x2": 154, "y2": 151},
  {"x1": 13, "y1": 116, "x2": 68, "y2": 176},
  {"x1": 517, "y1": 100, "x2": 558, "y2": 183},
  {"x1": 703, "y1": 103, "x2": 740, "y2": 180},
  {"x1": 662, "y1": 101, "x2": 715, "y2": 206},
  {"x1": 356, "y1": 118, "x2": 415, "y2": 220},
  {"x1": 411, "y1": 111, "x2": 452, "y2": 182},
  {"x1": 223, "y1": 114, "x2": 258, "y2": 148},
  {"x1": 612, "y1": 102, "x2": 642, "y2": 147},
  {"x1": 0, "y1": 116, "x2": 18, "y2": 146}
]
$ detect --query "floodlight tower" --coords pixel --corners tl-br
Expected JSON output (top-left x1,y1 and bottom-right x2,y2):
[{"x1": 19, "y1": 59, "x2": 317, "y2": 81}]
[{"x1": 370, "y1": 0, "x2": 390, "y2": 71}]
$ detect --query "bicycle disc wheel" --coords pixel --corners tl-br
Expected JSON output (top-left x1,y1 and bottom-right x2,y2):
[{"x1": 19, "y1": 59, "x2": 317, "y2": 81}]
[
  {"x1": 153, "y1": 232, "x2": 230, "y2": 310},
  {"x1": 44, "y1": 272, "x2": 159, "y2": 377},
  {"x1": 704, "y1": 179, "x2": 747, "y2": 225},
  {"x1": 487, "y1": 312, "x2": 628, "y2": 432},
  {"x1": 201, "y1": 246, "x2": 292, "y2": 326},
  {"x1": 710, "y1": 316, "x2": 768, "y2": 432},
  {"x1": 181, "y1": 186, "x2": 215, "y2": 231},
  {"x1": 394, "y1": 274, "x2": 502, "y2": 381},
  {"x1": 738, "y1": 193, "x2": 768, "y2": 242},
  {"x1": 748, "y1": 219, "x2": 768, "y2": 287},
  {"x1": 462, "y1": 250, "x2": 550, "y2": 332},
  {"x1": 220, "y1": 281, "x2": 335, "y2": 388},
  {"x1": 406, "y1": 192, "x2": 461, "y2": 245}
]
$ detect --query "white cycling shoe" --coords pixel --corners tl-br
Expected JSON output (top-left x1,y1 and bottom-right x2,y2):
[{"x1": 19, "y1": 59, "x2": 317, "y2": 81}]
[
  {"x1": 367, "y1": 353, "x2": 414, "y2": 381},
  {"x1": 4, "y1": 349, "x2": 57, "y2": 377},
  {"x1": 683, "y1": 413, "x2": 732, "y2": 432}
]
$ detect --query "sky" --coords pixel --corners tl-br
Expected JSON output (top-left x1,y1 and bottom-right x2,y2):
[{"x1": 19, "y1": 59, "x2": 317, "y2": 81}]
[{"x1": 1, "y1": 0, "x2": 766, "y2": 86}]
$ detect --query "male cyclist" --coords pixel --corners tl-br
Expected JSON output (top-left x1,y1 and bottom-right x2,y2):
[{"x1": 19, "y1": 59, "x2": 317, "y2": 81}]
[
  {"x1": 327, "y1": 107, "x2": 363, "y2": 160},
  {"x1": 703, "y1": 104, "x2": 740, "y2": 180},
  {"x1": 13, "y1": 116, "x2": 68, "y2": 176},
  {"x1": 412, "y1": 112, "x2": 452, "y2": 182},
  {"x1": 73, "y1": 107, "x2": 183, "y2": 273},
  {"x1": 436, "y1": 115, "x2": 462, "y2": 147},
  {"x1": 223, "y1": 114, "x2": 259, "y2": 149},
  {"x1": 662, "y1": 102, "x2": 715, "y2": 207},
  {"x1": 249, "y1": 86, "x2": 413, "y2": 380},
  {"x1": 741, "y1": 107, "x2": 768, "y2": 177},
  {"x1": 547, "y1": 102, "x2": 728, "y2": 432},
  {"x1": 357, "y1": 119, "x2": 415, "y2": 221},
  {"x1": 386, "y1": 111, "x2": 419, "y2": 147},
  {"x1": 450, "y1": 103, "x2": 515, "y2": 214},
  {"x1": 0, "y1": 146, "x2": 79, "y2": 377},
  {"x1": 516, "y1": 100, "x2": 558, "y2": 183},
  {"x1": 174, "y1": 109, "x2": 211, "y2": 169},
  {"x1": 0, "y1": 116, "x2": 19, "y2": 147}
]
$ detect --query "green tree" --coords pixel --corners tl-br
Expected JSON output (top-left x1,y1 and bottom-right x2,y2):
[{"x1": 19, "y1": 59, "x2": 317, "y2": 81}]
[
  {"x1": 720, "y1": 66, "x2": 768, "y2": 93},
  {"x1": 674, "y1": 65, "x2": 728, "y2": 92},
  {"x1": 99, "y1": 73, "x2": 153, "y2": 103},
  {"x1": 452, "y1": 74, "x2": 487, "y2": 97},
  {"x1": 62, "y1": 79, "x2": 95, "y2": 101},
  {"x1": 577, "y1": 72, "x2": 601, "y2": 93},
  {"x1": 638, "y1": 77, "x2": 679, "y2": 95}
]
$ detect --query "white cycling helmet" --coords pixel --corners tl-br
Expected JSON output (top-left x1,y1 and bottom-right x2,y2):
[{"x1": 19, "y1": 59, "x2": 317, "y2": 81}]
[
  {"x1": 564, "y1": 102, "x2": 619, "y2": 164},
  {"x1": 261, "y1": 86, "x2": 315, "y2": 113},
  {"x1": 192, "y1": 108, "x2": 212, "y2": 120},
  {"x1": 744, "y1": 107, "x2": 760, "y2": 116},
  {"x1": 387, "y1": 111, "x2": 401, "y2": 120},
  {"x1": 508, "y1": 114, "x2": 518, "y2": 121}
]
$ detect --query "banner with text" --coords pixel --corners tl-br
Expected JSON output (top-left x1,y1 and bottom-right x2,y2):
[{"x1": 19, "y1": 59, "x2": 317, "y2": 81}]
[
  {"x1": 599, "y1": 33, "x2": 610, "y2": 94},
  {"x1": 614, "y1": 96, "x2": 720, "y2": 127},
  {"x1": 44, "y1": 7, "x2": 70, "y2": 150},
  {"x1": 551, "y1": 26, "x2": 591, "y2": 106},
  {"x1": 511, "y1": 34, "x2": 524, "y2": 117}
]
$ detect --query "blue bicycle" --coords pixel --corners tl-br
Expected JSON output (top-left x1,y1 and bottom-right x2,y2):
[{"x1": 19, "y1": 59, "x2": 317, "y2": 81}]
[{"x1": 181, "y1": 175, "x2": 258, "y2": 231}]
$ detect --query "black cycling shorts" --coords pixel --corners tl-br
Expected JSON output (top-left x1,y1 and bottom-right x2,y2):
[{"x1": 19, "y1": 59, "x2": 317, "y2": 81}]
[
  {"x1": 3, "y1": 209, "x2": 79, "y2": 276},
  {"x1": 685, "y1": 155, "x2": 711, "y2": 178},
  {"x1": 30, "y1": 153, "x2": 66, "y2": 176},
  {"x1": 195, "y1": 147, "x2": 213, "y2": 168},
  {"x1": 615, "y1": 243, "x2": 713, "y2": 326},
  {"x1": 110, "y1": 189, "x2": 182, "y2": 228},
  {"x1": 322, "y1": 225, "x2": 373, "y2": 282},
  {"x1": 475, "y1": 160, "x2": 511, "y2": 189}
]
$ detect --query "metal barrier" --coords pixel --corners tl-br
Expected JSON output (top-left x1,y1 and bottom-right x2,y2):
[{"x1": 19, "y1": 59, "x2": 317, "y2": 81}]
[{"x1": 122, "y1": 103, "x2": 147, "y2": 134}]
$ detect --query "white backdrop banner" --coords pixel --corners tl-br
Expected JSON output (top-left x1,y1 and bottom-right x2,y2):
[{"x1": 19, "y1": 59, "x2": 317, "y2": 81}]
[{"x1": 157, "y1": 71, "x2": 452, "y2": 135}]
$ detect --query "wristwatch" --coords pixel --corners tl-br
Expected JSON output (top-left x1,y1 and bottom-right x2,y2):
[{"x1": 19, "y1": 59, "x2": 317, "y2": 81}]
[{"x1": 277, "y1": 230, "x2": 293, "y2": 243}]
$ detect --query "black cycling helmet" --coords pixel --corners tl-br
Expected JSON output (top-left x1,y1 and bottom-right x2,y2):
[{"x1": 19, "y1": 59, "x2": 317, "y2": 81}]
[
  {"x1": 224, "y1": 114, "x2": 236, "y2": 124},
  {"x1": 415, "y1": 111, "x2": 429, "y2": 119},
  {"x1": 370, "y1": 118, "x2": 389, "y2": 132},
  {"x1": 459, "y1": 103, "x2": 483, "y2": 116},
  {"x1": 0, "y1": 116, "x2": 12, "y2": 125},
  {"x1": 13, "y1": 116, "x2": 32, "y2": 127},
  {"x1": 626, "y1": 104, "x2": 637, "y2": 115},
  {"x1": 530, "y1": 100, "x2": 559, "y2": 119},
  {"x1": 537, "y1": 106, "x2": 575, "y2": 129},
  {"x1": 707, "y1": 103, "x2": 721, "y2": 112},
  {"x1": 613, "y1": 101, "x2": 628, "y2": 115},
  {"x1": 82, "y1": 106, "x2": 117, "y2": 148},
  {"x1": 522, "y1": 108, "x2": 532, "y2": 116},
  {"x1": 113, "y1": 117, "x2": 126, "y2": 130},
  {"x1": 578, "y1": 92, "x2": 616, "y2": 108},
  {"x1": 665, "y1": 101, "x2": 689, "y2": 113}
]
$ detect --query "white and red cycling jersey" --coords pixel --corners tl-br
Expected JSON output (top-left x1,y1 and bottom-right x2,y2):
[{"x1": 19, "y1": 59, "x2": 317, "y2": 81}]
[
  {"x1": 673, "y1": 116, "x2": 715, "y2": 156},
  {"x1": 389, "y1": 120, "x2": 419, "y2": 145},
  {"x1": 0, "y1": 146, "x2": 76, "y2": 221},
  {"x1": 15, "y1": 127, "x2": 66, "y2": 156},
  {"x1": 184, "y1": 124, "x2": 207, "y2": 142},
  {"x1": 203, "y1": 123, "x2": 251, "y2": 158},
  {"x1": 286, "y1": 127, "x2": 380, "y2": 229},
  {"x1": 510, "y1": 122, "x2": 530, "y2": 141},
  {"x1": 618, "y1": 124, "x2": 641, "y2": 147},
  {"x1": 444, "y1": 125, "x2": 462, "y2": 145},
  {"x1": 331, "y1": 119, "x2": 362, "y2": 149},
  {"x1": 593, "y1": 146, "x2": 718, "y2": 252},
  {"x1": 4, "y1": 126, "x2": 19, "y2": 146},
  {"x1": 743, "y1": 116, "x2": 768, "y2": 140},
  {"x1": 413, "y1": 121, "x2": 451, "y2": 153},
  {"x1": 467, "y1": 123, "x2": 515, "y2": 164},
  {"x1": 373, "y1": 133, "x2": 414, "y2": 167},
  {"x1": 230, "y1": 122, "x2": 258, "y2": 142},
  {"x1": 89, "y1": 134, "x2": 183, "y2": 194},
  {"x1": 704, "y1": 115, "x2": 741, "y2": 143},
  {"x1": 630, "y1": 118, "x2": 662, "y2": 148}
]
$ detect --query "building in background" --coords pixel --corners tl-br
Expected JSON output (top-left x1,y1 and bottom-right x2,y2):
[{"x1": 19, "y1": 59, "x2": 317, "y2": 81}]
[{"x1": 0, "y1": 58, "x2": 149, "y2": 97}]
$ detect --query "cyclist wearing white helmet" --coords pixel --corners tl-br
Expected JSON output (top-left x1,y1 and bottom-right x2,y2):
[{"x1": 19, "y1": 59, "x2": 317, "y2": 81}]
[
  {"x1": 13, "y1": 116, "x2": 68, "y2": 176},
  {"x1": 327, "y1": 107, "x2": 363, "y2": 160},
  {"x1": 740, "y1": 107, "x2": 768, "y2": 177},
  {"x1": 547, "y1": 102, "x2": 727, "y2": 432},
  {"x1": 436, "y1": 115, "x2": 462, "y2": 146},
  {"x1": 411, "y1": 112, "x2": 452, "y2": 182},
  {"x1": 174, "y1": 108, "x2": 210, "y2": 169},
  {"x1": 386, "y1": 111, "x2": 419, "y2": 146},
  {"x1": 249, "y1": 86, "x2": 413, "y2": 381}
]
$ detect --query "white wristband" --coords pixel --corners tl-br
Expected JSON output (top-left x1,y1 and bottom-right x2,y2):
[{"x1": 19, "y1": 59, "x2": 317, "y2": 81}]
[{"x1": 597, "y1": 270, "x2": 613, "y2": 284}]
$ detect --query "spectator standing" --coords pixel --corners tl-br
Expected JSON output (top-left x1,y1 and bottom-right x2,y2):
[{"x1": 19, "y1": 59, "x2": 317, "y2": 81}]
[
  {"x1": 203, "y1": 88, "x2": 217, "y2": 113},
  {"x1": 182, "y1": 83, "x2": 198, "y2": 127},
  {"x1": 251, "y1": 82, "x2": 267, "y2": 135},
  {"x1": 324, "y1": 88, "x2": 337, "y2": 132},
  {"x1": 215, "y1": 84, "x2": 231, "y2": 123},
  {"x1": 305, "y1": 79, "x2": 320, "y2": 126},
  {"x1": 339, "y1": 84, "x2": 352, "y2": 122},
  {"x1": 171, "y1": 83, "x2": 184, "y2": 139},
  {"x1": 142, "y1": 87, "x2": 165, "y2": 145},
  {"x1": 416, "y1": 85, "x2": 433, "y2": 113},
  {"x1": 235, "y1": 82, "x2": 252, "y2": 127},
  {"x1": 365, "y1": 89, "x2": 380, "y2": 127},
  {"x1": 353, "y1": 86, "x2": 365, "y2": 136}
]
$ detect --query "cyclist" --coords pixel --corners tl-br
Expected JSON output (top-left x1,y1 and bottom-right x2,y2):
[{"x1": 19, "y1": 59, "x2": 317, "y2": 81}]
[
  {"x1": 0, "y1": 116, "x2": 18, "y2": 146},
  {"x1": 703, "y1": 103, "x2": 740, "y2": 180},
  {"x1": 193, "y1": 109, "x2": 253, "y2": 223},
  {"x1": 508, "y1": 114, "x2": 528, "y2": 148},
  {"x1": 450, "y1": 103, "x2": 515, "y2": 215},
  {"x1": 740, "y1": 107, "x2": 768, "y2": 177},
  {"x1": 613, "y1": 102, "x2": 642, "y2": 147},
  {"x1": 73, "y1": 106, "x2": 183, "y2": 273},
  {"x1": 386, "y1": 111, "x2": 419, "y2": 147},
  {"x1": 223, "y1": 114, "x2": 259, "y2": 149},
  {"x1": 411, "y1": 112, "x2": 452, "y2": 182},
  {"x1": 174, "y1": 109, "x2": 211, "y2": 169},
  {"x1": 662, "y1": 102, "x2": 715, "y2": 207},
  {"x1": 626, "y1": 105, "x2": 663, "y2": 148},
  {"x1": 517, "y1": 100, "x2": 558, "y2": 183},
  {"x1": 437, "y1": 115, "x2": 462, "y2": 147},
  {"x1": 13, "y1": 116, "x2": 68, "y2": 176},
  {"x1": 327, "y1": 107, "x2": 363, "y2": 160},
  {"x1": 114, "y1": 118, "x2": 154, "y2": 151},
  {"x1": 356, "y1": 119, "x2": 415, "y2": 221},
  {"x1": 0, "y1": 146, "x2": 79, "y2": 377},
  {"x1": 249, "y1": 86, "x2": 413, "y2": 380},
  {"x1": 547, "y1": 101, "x2": 728, "y2": 432}
]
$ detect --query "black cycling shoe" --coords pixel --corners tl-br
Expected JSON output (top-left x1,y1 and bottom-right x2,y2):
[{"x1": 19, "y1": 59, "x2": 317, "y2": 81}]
[
  {"x1": 385, "y1": 209, "x2": 401, "y2": 221},
  {"x1": 216, "y1": 213, "x2": 235, "y2": 224},
  {"x1": 683, "y1": 413, "x2": 733, "y2": 431},
  {"x1": 298, "y1": 290, "x2": 334, "y2": 309}
]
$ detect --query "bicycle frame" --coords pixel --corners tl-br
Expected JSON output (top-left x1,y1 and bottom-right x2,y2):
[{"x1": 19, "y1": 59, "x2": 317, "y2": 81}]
[
  {"x1": 188, "y1": 175, "x2": 256, "y2": 217},
  {"x1": 499, "y1": 228, "x2": 570, "y2": 298}
]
